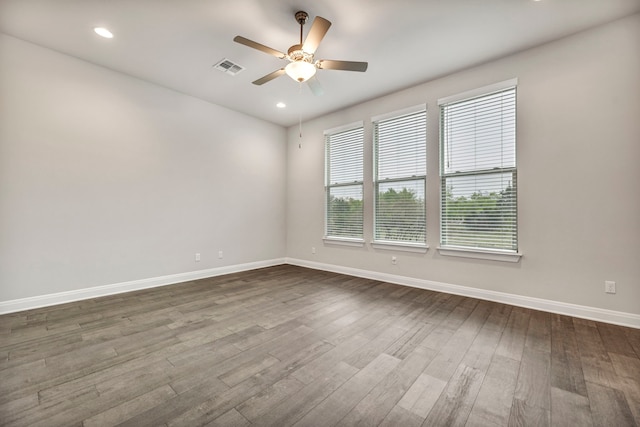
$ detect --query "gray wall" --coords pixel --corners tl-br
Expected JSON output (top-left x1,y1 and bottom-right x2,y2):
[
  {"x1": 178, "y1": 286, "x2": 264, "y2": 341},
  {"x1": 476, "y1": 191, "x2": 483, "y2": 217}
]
[
  {"x1": 0, "y1": 34, "x2": 287, "y2": 301},
  {"x1": 2, "y1": 14, "x2": 639, "y2": 318},
  {"x1": 286, "y1": 14, "x2": 640, "y2": 315}
]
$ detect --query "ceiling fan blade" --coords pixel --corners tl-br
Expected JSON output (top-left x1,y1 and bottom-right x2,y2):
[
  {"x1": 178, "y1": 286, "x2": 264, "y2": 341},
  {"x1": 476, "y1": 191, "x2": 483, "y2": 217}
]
[
  {"x1": 233, "y1": 36, "x2": 286, "y2": 59},
  {"x1": 307, "y1": 76, "x2": 324, "y2": 96},
  {"x1": 317, "y1": 59, "x2": 368, "y2": 72},
  {"x1": 302, "y1": 16, "x2": 331, "y2": 54},
  {"x1": 252, "y1": 68, "x2": 286, "y2": 85}
]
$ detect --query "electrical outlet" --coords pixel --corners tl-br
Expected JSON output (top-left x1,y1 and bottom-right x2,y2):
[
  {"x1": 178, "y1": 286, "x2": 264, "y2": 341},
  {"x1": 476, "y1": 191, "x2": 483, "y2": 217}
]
[
  {"x1": 195, "y1": 253, "x2": 201, "y2": 262},
  {"x1": 391, "y1": 256, "x2": 397, "y2": 265},
  {"x1": 605, "y1": 281, "x2": 616, "y2": 294},
  {"x1": 218, "y1": 250, "x2": 223, "y2": 259},
  {"x1": 311, "y1": 247, "x2": 316, "y2": 254}
]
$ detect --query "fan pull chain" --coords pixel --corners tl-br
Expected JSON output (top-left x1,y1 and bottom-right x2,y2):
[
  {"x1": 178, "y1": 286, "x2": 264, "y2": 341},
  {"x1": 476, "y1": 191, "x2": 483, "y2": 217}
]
[{"x1": 298, "y1": 82, "x2": 303, "y2": 147}]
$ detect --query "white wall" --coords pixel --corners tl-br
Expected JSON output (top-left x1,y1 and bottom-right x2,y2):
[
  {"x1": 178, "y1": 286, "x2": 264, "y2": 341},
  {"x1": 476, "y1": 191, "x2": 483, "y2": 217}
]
[
  {"x1": 0, "y1": 34, "x2": 287, "y2": 302},
  {"x1": 286, "y1": 14, "x2": 640, "y2": 316}
]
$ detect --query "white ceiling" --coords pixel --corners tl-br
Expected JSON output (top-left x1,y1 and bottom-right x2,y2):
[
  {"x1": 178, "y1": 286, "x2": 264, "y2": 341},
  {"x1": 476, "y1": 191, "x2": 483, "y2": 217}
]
[{"x1": 1, "y1": 0, "x2": 639, "y2": 127}]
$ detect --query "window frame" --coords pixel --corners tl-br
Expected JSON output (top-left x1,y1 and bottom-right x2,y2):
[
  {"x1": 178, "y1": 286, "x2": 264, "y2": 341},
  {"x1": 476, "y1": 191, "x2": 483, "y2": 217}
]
[
  {"x1": 323, "y1": 121, "x2": 365, "y2": 246},
  {"x1": 437, "y1": 79, "x2": 522, "y2": 262},
  {"x1": 371, "y1": 105, "x2": 428, "y2": 251}
]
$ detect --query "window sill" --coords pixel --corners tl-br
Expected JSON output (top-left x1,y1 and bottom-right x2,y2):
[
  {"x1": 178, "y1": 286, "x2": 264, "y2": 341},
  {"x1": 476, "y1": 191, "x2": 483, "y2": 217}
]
[
  {"x1": 437, "y1": 246, "x2": 522, "y2": 263},
  {"x1": 371, "y1": 241, "x2": 429, "y2": 253},
  {"x1": 323, "y1": 237, "x2": 366, "y2": 247}
]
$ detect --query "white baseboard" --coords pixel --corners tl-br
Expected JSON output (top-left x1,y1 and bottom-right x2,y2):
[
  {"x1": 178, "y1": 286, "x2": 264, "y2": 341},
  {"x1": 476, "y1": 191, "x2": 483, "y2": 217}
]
[
  {"x1": 0, "y1": 258, "x2": 286, "y2": 315},
  {"x1": 286, "y1": 258, "x2": 640, "y2": 329},
  {"x1": 3, "y1": 257, "x2": 639, "y2": 329}
]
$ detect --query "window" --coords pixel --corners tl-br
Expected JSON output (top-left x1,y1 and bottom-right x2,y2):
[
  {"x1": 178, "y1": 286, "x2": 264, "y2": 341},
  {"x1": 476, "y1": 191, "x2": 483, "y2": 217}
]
[
  {"x1": 373, "y1": 106, "x2": 427, "y2": 246},
  {"x1": 439, "y1": 80, "x2": 518, "y2": 256},
  {"x1": 324, "y1": 122, "x2": 364, "y2": 241}
]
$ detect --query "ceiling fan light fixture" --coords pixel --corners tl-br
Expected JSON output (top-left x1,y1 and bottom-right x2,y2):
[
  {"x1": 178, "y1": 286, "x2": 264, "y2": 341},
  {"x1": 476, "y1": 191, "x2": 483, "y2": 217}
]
[{"x1": 285, "y1": 60, "x2": 316, "y2": 82}]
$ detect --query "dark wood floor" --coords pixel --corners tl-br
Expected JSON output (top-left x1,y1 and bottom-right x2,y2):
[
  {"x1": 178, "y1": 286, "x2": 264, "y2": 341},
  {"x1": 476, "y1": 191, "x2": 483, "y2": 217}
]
[{"x1": 0, "y1": 265, "x2": 638, "y2": 427}]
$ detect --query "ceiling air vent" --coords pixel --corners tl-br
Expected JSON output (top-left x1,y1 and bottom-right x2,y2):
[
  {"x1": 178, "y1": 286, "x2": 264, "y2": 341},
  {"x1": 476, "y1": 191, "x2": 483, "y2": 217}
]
[{"x1": 213, "y1": 58, "x2": 245, "y2": 76}]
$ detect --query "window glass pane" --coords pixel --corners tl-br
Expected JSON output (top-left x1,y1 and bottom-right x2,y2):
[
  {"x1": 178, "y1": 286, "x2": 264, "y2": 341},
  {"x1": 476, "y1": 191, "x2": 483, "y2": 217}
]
[
  {"x1": 441, "y1": 172, "x2": 517, "y2": 250},
  {"x1": 376, "y1": 112, "x2": 426, "y2": 180},
  {"x1": 376, "y1": 180, "x2": 425, "y2": 242},
  {"x1": 327, "y1": 185, "x2": 363, "y2": 238},
  {"x1": 442, "y1": 90, "x2": 515, "y2": 174},
  {"x1": 328, "y1": 127, "x2": 363, "y2": 184}
]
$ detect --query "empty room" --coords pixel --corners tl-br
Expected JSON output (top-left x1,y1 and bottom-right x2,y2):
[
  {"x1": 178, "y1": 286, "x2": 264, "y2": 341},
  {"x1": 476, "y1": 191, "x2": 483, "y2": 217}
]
[{"x1": 1, "y1": 0, "x2": 639, "y2": 426}]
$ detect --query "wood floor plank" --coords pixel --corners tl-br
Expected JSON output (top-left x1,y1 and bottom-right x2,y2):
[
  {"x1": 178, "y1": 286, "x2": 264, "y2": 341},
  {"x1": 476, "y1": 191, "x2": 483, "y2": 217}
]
[
  {"x1": 256, "y1": 361, "x2": 360, "y2": 427},
  {"x1": 218, "y1": 354, "x2": 280, "y2": 387},
  {"x1": 483, "y1": 302, "x2": 513, "y2": 332},
  {"x1": 625, "y1": 328, "x2": 640, "y2": 357},
  {"x1": 204, "y1": 408, "x2": 250, "y2": 427},
  {"x1": 495, "y1": 307, "x2": 531, "y2": 362},
  {"x1": 0, "y1": 393, "x2": 39, "y2": 425},
  {"x1": 597, "y1": 323, "x2": 637, "y2": 358},
  {"x1": 82, "y1": 384, "x2": 177, "y2": 427},
  {"x1": 586, "y1": 380, "x2": 637, "y2": 427},
  {"x1": 342, "y1": 322, "x2": 408, "y2": 369},
  {"x1": 573, "y1": 319, "x2": 619, "y2": 388},
  {"x1": 422, "y1": 363, "x2": 485, "y2": 426},
  {"x1": 178, "y1": 337, "x2": 332, "y2": 426},
  {"x1": 524, "y1": 310, "x2": 552, "y2": 353},
  {"x1": 5, "y1": 383, "x2": 100, "y2": 427},
  {"x1": 236, "y1": 376, "x2": 306, "y2": 422},
  {"x1": 609, "y1": 351, "x2": 640, "y2": 381},
  {"x1": 168, "y1": 343, "x2": 272, "y2": 394},
  {"x1": 378, "y1": 406, "x2": 424, "y2": 427},
  {"x1": 508, "y1": 398, "x2": 550, "y2": 427},
  {"x1": 35, "y1": 341, "x2": 188, "y2": 405},
  {"x1": 551, "y1": 314, "x2": 588, "y2": 397},
  {"x1": 322, "y1": 307, "x2": 390, "y2": 346},
  {"x1": 467, "y1": 354, "x2": 520, "y2": 426},
  {"x1": 0, "y1": 265, "x2": 638, "y2": 426},
  {"x1": 460, "y1": 322, "x2": 503, "y2": 372},
  {"x1": 616, "y1": 376, "x2": 640, "y2": 423},
  {"x1": 336, "y1": 345, "x2": 438, "y2": 426},
  {"x1": 550, "y1": 387, "x2": 593, "y2": 427},
  {"x1": 396, "y1": 372, "x2": 447, "y2": 419},
  {"x1": 0, "y1": 359, "x2": 48, "y2": 397},
  {"x1": 291, "y1": 334, "x2": 369, "y2": 385},
  {"x1": 385, "y1": 321, "x2": 436, "y2": 360},
  {"x1": 116, "y1": 377, "x2": 230, "y2": 427},
  {"x1": 422, "y1": 301, "x2": 491, "y2": 382},
  {"x1": 178, "y1": 361, "x2": 356, "y2": 427},
  {"x1": 293, "y1": 353, "x2": 401, "y2": 426},
  {"x1": 513, "y1": 347, "x2": 551, "y2": 413}
]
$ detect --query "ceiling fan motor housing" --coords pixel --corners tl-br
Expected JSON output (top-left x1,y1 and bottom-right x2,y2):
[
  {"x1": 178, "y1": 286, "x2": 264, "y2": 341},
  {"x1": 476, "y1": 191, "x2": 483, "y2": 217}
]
[
  {"x1": 287, "y1": 44, "x2": 314, "y2": 63},
  {"x1": 295, "y1": 11, "x2": 309, "y2": 25}
]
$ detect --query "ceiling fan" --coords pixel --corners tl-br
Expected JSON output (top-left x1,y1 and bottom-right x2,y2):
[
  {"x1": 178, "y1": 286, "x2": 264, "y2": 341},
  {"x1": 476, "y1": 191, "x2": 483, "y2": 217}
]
[{"x1": 233, "y1": 11, "x2": 368, "y2": 95}]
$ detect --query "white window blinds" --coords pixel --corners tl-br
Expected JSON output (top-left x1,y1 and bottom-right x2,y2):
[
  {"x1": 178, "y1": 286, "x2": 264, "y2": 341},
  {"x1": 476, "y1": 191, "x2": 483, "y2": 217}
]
[
  {"x1": 439, "y1": 84, "x2": 517, "y2": 251},
  {"x1": 373, "y1": 107, "x2": 427, "y2": 244},
  {"x1": 325, "y1": 123, "x2": 364, "y2": 239}
]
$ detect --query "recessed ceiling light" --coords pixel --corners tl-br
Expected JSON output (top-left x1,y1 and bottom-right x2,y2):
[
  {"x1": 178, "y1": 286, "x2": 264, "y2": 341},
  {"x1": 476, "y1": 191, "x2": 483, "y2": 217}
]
[
  {"x1": 94, "y1": 27, "x2": 114, "y2": 39},
  {"x1": 276, "y1": 102, "x2": 286, "y2": 108}
]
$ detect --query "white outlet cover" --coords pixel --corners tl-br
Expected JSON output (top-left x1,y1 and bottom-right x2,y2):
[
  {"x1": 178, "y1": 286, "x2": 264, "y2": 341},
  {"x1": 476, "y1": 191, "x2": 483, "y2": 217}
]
[{"x1": 605, "y1": 281, "x2": 616, "y2": 293}]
